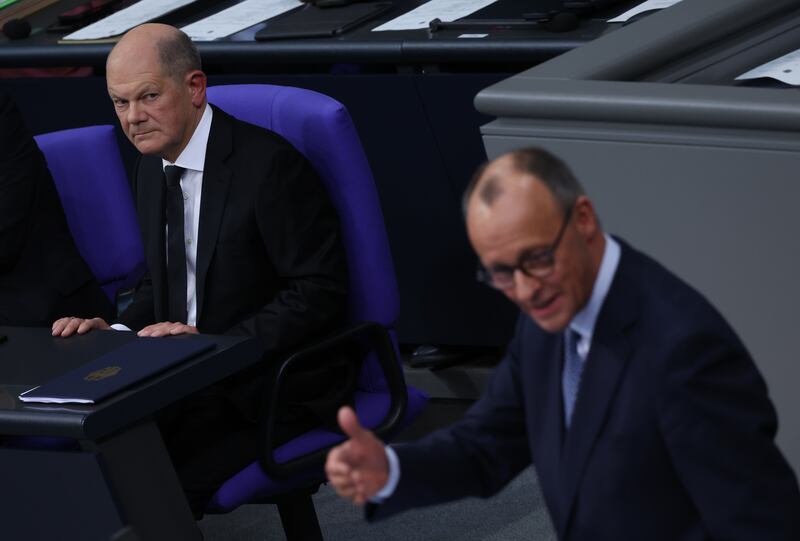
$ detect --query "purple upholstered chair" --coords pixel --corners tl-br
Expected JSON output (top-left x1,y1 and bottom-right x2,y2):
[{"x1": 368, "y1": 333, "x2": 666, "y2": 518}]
[
  {"x1": 34, "y1": 125, "x2": 145, "y2": 303},
  {"x1": 205, "y1": 85, "x2": 428, "y2": 539}
]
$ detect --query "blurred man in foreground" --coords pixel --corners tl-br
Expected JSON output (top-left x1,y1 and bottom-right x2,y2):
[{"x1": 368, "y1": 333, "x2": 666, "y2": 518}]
[{"x1": 326, "y1": 147, "x2": 800, "y2": 540}]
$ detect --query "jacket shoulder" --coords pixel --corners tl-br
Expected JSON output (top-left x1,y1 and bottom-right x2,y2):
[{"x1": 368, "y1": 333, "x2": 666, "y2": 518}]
[{"x1": 616, "y1": 240, "x2": 742, "y2": 347}]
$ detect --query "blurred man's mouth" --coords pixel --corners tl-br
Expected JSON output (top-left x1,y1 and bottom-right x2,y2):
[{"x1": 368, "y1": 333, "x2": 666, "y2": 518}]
[{"x1": 527, "y1": 292, "x2": 562, "y2": 320}]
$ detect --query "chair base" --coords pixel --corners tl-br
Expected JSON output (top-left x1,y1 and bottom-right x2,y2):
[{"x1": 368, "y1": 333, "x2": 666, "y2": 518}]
[{"x1": 277, "y1": 491, "x2": 323, "y2": 541}]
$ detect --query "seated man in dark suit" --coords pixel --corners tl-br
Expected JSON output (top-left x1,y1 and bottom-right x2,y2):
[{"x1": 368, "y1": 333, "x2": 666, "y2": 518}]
[
  {"x1": 0, "y1": 92, "x2": 113, "y2": 326},
  {"x1": 326, "y1": 148, "x2": 800, "y2": 540},
  {"x1": 52, "y1": 24, "x2": 349, "y2": 515}
]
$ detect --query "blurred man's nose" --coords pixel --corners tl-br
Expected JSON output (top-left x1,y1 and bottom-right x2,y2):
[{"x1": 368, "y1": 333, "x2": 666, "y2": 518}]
[{"x1": 512, "y1": 269, "x2": 542, "y2": 302}]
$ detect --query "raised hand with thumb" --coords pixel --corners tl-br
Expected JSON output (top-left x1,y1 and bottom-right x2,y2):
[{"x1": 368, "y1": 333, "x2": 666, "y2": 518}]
[{"x1": 325, "y1": 406, "x2": 390, "y2": 505}]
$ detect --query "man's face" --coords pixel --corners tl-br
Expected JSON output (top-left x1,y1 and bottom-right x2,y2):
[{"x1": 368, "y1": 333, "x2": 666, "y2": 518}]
[
  {"x1": 467, "y1": 163, "x2": 600, "y2": 334},
  {"x1": 106, "y1": 46, "x2": 200, "y2": 162}
]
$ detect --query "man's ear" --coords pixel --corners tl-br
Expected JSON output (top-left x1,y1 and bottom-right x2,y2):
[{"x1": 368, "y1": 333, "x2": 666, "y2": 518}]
[
  {"x1": 573, "y1": 195, "x2": 600, "y2": 240},
  {"x1": 186, "y1": 70, "x2": 207, "y2": 107}
]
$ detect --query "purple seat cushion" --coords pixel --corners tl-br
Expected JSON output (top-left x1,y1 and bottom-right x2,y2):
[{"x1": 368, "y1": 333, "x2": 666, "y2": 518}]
[
  {"x1": 34, "y1": 125, "x2": 145, "y2": 301},
  {"x1": 206, "y1": 85, "x2": 399, "y2": 331},
  {"x1": 206, "y1": 386, "x2": 428, "y2": 512}
]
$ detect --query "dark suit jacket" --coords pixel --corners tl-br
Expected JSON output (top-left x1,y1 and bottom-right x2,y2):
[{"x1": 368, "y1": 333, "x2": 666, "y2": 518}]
[
  {"x1": 117, "y1": 105, "x2": 349, "y2": 419},
  {"x1": 374, "y1": 240, "x2": 800, "y2": 540},
  {"x1": 0, "y1": 93, "x2": 112, "y2": 326}
]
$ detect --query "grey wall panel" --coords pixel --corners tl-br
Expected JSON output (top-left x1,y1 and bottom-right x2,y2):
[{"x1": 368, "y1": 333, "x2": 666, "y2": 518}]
[
  {"x1": 476, "y1": 79, "x2": 800, "y2": 131},
  {"x1": 483, "y1": 129, "x2": 800, "y2": 473}
]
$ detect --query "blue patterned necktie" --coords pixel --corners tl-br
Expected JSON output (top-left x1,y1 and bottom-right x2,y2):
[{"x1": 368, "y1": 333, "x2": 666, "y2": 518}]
[{"x1": 562, "y1": 329, "x2": 583, "y2": 429}]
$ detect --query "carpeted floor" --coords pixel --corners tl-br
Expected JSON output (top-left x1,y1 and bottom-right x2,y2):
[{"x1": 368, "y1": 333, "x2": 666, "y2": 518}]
[{"x1": 199, "y1": 466, "x2": 556, "y2": 541}]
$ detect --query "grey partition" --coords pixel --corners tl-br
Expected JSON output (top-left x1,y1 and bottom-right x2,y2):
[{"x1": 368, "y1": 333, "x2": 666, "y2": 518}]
[{"x1": 475, "y1": 0, "x2": 800, "y2": 473}]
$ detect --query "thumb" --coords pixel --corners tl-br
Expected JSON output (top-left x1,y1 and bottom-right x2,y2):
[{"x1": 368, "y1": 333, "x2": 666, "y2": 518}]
[{"x1": 338, "y1": 406, "x2": 367, "y2": 441}]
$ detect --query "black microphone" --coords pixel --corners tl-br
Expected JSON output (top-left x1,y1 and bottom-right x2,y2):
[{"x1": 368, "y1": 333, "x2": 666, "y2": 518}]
[{"x1": 3, "y1": 19, "x2": 32, "y2": 40}]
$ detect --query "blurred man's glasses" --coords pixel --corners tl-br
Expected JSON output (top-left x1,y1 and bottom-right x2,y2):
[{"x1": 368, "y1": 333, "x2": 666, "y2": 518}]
[{"x1": 476, "y1": 206, "x2": 573, "y2": 289}]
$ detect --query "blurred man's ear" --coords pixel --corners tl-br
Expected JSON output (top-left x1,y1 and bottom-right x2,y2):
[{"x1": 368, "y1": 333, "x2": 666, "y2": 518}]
[{"x1": 573, "y1": 195, "x2": 600, "y2": 239}]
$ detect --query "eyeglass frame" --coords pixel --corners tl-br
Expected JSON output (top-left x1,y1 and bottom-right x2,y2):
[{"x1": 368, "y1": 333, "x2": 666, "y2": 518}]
[{"x1": 476, "y1": 205, "x2": 573, "y2": 289}]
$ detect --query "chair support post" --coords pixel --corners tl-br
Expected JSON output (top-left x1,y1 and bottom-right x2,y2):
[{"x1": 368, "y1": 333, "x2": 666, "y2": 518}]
[{"x1": 276, "y1": 492, "x2": 323, "y2": 541}]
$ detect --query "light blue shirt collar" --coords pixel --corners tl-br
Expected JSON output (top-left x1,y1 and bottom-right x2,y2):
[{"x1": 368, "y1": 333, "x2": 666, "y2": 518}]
[{"x1": 569, "y1": 234, "x2": 621, "y2": 357}]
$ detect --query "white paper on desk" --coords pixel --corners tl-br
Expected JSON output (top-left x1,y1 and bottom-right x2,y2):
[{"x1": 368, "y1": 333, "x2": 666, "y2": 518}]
[
  {"x1": 607, "y1": 0, "x2": 683, "y2": 23},
  {"x1": 63, "y1": 0, "x2": 198, "y2": 41},
  {"x1": 736, "y1": 48, "x2": 800, "y2": 86},
  {"x1": 372, "y1": 0, "x2": 498, "y2": 32},
  {"x1": 18, "y1": 387, "x2": 94, "y2": 404},
  {"x1": 181, "y1": 0, "x2": 299, "y2": 42}
]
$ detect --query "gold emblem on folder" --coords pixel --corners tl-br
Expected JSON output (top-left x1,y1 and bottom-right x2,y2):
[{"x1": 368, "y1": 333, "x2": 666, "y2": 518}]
[{"x1": 84, "y1": 366, "x2": 122, "y2": 381}]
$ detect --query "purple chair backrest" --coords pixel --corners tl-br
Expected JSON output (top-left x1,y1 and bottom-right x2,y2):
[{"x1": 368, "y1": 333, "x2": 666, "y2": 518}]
[
  {"x1": 34, "y1": 125, "x2": 145, "y2": 301},
  {"x1": 207, "y1": 84, "x2": 400, "y2": 392}
]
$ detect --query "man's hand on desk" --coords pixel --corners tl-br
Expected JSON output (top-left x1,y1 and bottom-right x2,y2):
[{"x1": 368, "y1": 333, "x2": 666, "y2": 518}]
[
  {"x1": 51, "y1": 317, "x2": 110, "y2": 337},
  {"x1": 52, "y1": 318, "x2": 198, "y2": 337},
  {"x1": 325, "y1": 406, "x2": 389, "y2": 505},
  {"x1": 137, "y1": 322, "x2": 198, "y2": 337}
]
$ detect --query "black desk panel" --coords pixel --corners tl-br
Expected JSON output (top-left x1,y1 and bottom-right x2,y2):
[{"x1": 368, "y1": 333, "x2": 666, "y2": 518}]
[
  {"x1": 0, "y1": 326, "x2": 262, "y2": 540},
  {"x1": 0, "y1": 326, "x2": 261, "y2": 439}
]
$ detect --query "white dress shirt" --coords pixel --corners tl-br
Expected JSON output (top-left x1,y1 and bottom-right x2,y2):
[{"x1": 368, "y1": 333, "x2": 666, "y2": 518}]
[
  {"x1": 373, "y1": 234, "x2": 622, "y2": 502},
  {"x1": 112, "y1": 104, "x2": 213, "y2": 330}
]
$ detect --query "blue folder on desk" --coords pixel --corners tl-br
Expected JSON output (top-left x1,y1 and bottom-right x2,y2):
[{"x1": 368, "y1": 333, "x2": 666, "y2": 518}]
[{"x1": 19, "y1": 337, "x2": 215, "y2": 404}]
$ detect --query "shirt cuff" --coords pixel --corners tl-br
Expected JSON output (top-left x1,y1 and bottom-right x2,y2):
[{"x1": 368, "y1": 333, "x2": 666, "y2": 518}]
[
  {"x1": 370, "y1": 445, "x2": 400, "y2": 503},
  {"x1": 110, "y1": 324, "x2": 132, "y2": 332}
]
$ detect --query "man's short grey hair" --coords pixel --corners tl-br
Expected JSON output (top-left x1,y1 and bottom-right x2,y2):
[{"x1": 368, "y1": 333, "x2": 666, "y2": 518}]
[
  {"x1": 462, "y1": 147, "x2": 585, "y2": 216},
  {"x1": 157, "y1": 29, "x2": 201, "y2": 80}
]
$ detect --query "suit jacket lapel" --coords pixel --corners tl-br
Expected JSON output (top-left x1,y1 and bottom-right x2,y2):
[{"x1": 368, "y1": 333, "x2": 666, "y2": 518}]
[
  {"x1": 527, "y1": 328, "x2": 568, "y2": 529},
  {"x1": 557, "y1": 248, "x2": 639, "y2": 535},
  {"x1": 139, "y1": 156, "x2": 168, "y2": 321},
  {"x1": 195, "y1": 106, "x2": 233, "y2": 322}
]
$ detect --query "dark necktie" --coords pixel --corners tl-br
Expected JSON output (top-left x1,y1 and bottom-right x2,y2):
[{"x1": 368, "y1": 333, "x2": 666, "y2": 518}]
[
  {"x1": 562, "y1": 329, "x2": 583, "y2": 429},
  {"x1": 164, "y1": 165, "x2": 187, "y2": 324}
]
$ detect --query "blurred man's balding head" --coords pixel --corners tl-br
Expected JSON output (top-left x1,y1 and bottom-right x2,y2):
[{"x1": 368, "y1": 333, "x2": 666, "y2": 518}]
[
  {"x1": 463, "y1": 147, "x2": 585, "y2": 217},
  {"x1": 464, "y1": 148, "x2": 604, "y2": 333}
]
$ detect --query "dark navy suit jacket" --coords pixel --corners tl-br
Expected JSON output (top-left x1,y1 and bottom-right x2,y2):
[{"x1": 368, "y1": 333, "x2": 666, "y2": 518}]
[{"x1": 373, "y1": 240, "x2": 800, "y2": 540}]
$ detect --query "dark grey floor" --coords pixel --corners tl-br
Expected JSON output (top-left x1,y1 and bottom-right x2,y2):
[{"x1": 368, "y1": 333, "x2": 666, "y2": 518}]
[
  {"x1": 199, "y1": 395, "x2": 557, "y2": 541},
  {"x1": 199, "y1": 365, "x2": 556, "y2": 541},
  {"x1": 199, "y1": 466, "x2": 556, "y2": 541}
]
